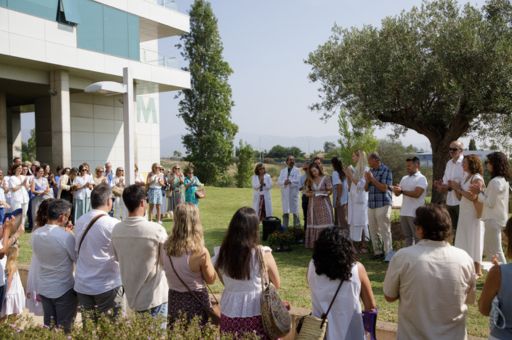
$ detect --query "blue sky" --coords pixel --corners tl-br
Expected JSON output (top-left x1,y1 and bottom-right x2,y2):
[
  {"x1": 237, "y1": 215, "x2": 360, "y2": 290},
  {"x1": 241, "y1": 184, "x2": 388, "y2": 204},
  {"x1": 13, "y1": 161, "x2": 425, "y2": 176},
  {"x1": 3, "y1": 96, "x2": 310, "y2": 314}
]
[{"x1": 158, "y1": 0, "x2": 486, "y2": 154}]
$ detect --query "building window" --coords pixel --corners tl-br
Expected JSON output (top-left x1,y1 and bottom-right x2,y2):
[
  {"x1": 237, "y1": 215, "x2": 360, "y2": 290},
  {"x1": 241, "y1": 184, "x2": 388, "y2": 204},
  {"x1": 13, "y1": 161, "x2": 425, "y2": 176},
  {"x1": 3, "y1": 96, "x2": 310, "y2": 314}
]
[{"x1": 57, "y1": 0, "x2": 81, "y2": 25}]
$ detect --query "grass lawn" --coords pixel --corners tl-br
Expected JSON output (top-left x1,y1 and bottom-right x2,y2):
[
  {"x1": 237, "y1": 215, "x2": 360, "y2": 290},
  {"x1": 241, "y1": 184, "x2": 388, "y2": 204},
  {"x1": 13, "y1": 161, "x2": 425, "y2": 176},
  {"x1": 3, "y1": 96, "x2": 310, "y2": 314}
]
[{"x1": 17, "y1": 186, "x2": 490, "y2": 338}]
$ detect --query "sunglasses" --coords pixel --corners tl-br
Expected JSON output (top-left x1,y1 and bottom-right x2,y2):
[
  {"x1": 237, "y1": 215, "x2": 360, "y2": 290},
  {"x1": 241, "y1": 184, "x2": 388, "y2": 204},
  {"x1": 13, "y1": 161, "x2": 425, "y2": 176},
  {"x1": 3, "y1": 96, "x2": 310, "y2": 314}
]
[{"x1": 449, "y1": 148, "x2": 460, "y2": 152}]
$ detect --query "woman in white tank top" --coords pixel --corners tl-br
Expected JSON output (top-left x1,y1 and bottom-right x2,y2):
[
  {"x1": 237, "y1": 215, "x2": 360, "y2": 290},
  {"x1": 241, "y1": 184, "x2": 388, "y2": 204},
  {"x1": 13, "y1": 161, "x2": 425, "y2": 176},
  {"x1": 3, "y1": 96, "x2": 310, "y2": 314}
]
[{"x1": 308, "y1": 227, "x2": 376, "y2": 340}]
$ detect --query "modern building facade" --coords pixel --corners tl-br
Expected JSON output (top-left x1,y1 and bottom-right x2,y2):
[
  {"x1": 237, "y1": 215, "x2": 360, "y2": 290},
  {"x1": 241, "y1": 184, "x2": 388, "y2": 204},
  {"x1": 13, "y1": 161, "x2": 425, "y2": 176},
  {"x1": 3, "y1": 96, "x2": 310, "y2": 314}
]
[{"x1": 0, "y1": 0, "x2": 190, "y2": 175}]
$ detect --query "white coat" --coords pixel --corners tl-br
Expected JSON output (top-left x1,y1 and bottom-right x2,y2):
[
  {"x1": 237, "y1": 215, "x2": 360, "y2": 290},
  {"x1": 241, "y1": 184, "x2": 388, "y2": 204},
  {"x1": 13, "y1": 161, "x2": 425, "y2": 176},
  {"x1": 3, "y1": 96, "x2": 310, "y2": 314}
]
[
  {"x1": 252, "y1": 174, "x2": 273, "y2": 217},
  {"x1": 278, "y1": 166, "x2": 300, "y2": 214}
]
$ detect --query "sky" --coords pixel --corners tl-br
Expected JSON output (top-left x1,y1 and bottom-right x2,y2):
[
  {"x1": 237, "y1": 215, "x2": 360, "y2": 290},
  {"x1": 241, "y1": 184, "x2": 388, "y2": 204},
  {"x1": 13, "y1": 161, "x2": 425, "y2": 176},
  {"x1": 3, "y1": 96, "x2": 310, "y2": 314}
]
[{"x1": 157, "y1": 0, "x2": 487, "y2": 155}]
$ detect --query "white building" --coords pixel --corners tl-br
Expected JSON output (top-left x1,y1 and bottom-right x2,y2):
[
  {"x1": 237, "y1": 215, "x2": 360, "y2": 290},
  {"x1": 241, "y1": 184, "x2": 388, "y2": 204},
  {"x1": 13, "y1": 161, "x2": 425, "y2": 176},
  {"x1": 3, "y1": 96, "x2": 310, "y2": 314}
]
[{"x1": 0, "y1": 0, "x2": 190, "y2": 177}]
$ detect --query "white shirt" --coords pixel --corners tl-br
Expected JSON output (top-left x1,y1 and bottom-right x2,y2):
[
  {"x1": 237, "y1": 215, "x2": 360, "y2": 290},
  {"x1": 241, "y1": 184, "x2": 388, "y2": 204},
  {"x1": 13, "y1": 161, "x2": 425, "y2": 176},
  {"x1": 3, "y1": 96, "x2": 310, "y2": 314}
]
[
  {"x1": 384, "y1": 240, "x2": 475, "y2": 340},
  {"x1": 74, "y1": 210, "x2": 122, "y2": 295},
  {"x1": 442, "y1": 155, "x2": 464, "y2": 206},
  {"x1": 399, "y1": 171, "x2": 428, "y2": 217},
  {"x1": 32, "y1": 224, "x2": 76, "y2": 299},
  {"x1": 0, "y1": 227, "x2": 6, "y2": 286},
  {"x1": 479, "y1": 176, "x2": 509, "y2": 226},
  {"x1": 73, "y1": 176, "x2": 87, "y2": 200}
]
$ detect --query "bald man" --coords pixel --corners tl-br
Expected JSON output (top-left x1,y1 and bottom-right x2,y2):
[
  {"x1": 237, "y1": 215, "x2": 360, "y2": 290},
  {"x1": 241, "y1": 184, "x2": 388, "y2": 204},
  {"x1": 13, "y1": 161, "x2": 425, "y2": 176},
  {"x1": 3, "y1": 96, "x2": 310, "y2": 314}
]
[{"x1": 433, "y1": 140, "x2": 464, "y2": 239}]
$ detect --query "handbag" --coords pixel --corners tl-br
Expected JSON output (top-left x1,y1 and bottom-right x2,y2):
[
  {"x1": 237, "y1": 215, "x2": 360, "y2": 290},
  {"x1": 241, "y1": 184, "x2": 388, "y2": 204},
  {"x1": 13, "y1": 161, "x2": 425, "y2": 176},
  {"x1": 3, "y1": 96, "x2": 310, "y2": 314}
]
[
  {"x1": 195, "y1": 188, "x2": 206, "y2": 199},
  {"x1": 112, "y1": 186, "x2": 123, "y2": 197},
  {"x1": 168, "y1": 255, "x2": 221, "y2": 325},
  {"x1": 258, "y1": 247, "x2": 291, "y2": 339},
  {"x1": 295, "y1": 280, "x2": 344, "y2": 340}
]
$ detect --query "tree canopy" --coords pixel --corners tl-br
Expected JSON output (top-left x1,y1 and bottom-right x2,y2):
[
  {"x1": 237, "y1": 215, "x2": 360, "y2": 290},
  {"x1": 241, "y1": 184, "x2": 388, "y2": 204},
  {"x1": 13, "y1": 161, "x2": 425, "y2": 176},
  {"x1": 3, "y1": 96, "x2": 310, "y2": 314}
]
[
  {"x1": 306, "y1": 0, "x2": 512, "y2": 202},
  {"x1": 177, "y1": 0, "x2": 238, "y2": 185},
  {"x1": 266, "y1": 145, "x2": 305, "y2": 159}
]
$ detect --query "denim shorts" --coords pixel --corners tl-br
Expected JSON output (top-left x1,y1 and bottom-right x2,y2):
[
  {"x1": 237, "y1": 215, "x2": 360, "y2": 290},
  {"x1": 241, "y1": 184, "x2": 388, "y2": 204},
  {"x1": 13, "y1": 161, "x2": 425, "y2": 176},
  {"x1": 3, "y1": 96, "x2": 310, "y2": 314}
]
[
  {"x1": 148, "y1": 188, "x2": 163, "y2": 205},
  {"x1": 0, "y1": 207, "x2": 4, "y2": 225}
]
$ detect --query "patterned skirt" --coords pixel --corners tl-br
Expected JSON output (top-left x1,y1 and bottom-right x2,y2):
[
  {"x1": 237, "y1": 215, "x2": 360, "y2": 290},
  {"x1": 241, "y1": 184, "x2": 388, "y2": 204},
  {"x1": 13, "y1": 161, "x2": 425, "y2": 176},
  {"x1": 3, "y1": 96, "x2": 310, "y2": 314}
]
[
  {"x1": 305, "y1": 196, "x2": 334, "y2": 248},
  {"x1": 220, "y1": 314, "x2": 269, "y2": 340},
  {"x1": 168, "y1": 288, "x2": 209, "y2": 326},
  {"x1": 148, "y1": 187, "x2": 163, "y2": 205}
]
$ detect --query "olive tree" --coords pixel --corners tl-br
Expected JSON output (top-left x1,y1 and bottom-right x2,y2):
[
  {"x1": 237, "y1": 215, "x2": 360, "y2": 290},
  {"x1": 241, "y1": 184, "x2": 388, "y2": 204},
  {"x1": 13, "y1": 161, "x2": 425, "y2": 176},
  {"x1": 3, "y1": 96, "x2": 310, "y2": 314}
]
[{"x1": 306, "y1": 0, "x2": 512, "y2": 202}]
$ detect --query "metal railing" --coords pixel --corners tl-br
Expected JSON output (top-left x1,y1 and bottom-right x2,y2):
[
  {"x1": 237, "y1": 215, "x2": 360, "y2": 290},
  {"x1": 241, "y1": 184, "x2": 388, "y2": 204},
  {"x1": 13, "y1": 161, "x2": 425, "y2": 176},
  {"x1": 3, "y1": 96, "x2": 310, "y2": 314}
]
[
  {"x1": 144, "y1": 0, "x2": 178, "y2": 11},
  {"x1": 140, "y1": 48, "x2": 178, "y2": 69}
]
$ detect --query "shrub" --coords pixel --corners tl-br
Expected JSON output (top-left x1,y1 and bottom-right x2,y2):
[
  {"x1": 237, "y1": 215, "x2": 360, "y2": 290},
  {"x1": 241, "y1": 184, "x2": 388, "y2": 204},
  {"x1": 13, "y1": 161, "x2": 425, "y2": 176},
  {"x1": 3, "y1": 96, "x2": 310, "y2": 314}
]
[
  {"x1": 268, "y1": 230, "x2": 295, "y2": 251},
  {"x1": 0, "y1": 314, "x2": 259, "y2": 339},
  {"x1": 235, "y1": 141, "x2": 254, "y2": 188}
]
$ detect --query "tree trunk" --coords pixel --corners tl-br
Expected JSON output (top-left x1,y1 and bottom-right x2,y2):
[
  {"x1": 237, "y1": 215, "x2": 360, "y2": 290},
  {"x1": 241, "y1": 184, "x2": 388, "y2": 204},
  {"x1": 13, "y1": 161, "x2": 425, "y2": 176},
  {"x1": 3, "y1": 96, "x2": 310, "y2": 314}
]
[{"x1": 430, "y1": 139, "x2": 452, "y2": 204}]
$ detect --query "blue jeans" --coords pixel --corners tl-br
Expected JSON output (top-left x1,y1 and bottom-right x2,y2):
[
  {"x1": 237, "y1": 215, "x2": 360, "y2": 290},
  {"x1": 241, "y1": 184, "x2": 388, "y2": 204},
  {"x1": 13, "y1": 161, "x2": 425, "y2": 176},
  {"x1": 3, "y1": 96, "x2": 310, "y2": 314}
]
[
  {"x1": 0, "y1": 284, "x2": 5, "y2": 313},
  {"x1": 138, "y1": 302, "x2": 168, "y2": 318}
]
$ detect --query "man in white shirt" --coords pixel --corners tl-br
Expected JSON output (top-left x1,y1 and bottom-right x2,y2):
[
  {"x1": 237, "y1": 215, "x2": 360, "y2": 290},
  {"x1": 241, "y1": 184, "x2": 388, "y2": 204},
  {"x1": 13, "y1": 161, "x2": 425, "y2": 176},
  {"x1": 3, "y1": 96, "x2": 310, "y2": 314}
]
[
  {"x1": 112, "y1": 184, "x2": 168, "y2": 317},
  {"x1": 393, "y1": 157, "x2": 428, "y2": 246},
  {"x1": 434, "y1": 140, "x2": 464, "y2": 237},
  {"x1": 74, "y1": 183, "x2": 122, "y2": 322},
  {"x1": 32, "y1": 199, "x2": 77, "y2": 333},
  {"x1": 384, "y1": 204, "x2": 475, "y2": 340},
  {"x1": 278, "y1": 156, "x2": 301, "y2": 228}
]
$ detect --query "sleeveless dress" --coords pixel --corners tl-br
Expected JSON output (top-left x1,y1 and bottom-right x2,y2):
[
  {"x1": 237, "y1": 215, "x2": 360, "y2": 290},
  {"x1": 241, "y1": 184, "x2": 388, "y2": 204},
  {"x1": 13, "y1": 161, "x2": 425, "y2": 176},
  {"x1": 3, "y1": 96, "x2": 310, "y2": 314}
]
[
  {"x1": 1, "y1": 270, "x2": 26, "y2": 317},
  {"x1": 308, "y1": 261, "x2": 365, "y2": 340},
  {"x1": 305, "y1": 176, "x2": 334, "y2": 248},
  {"x1": 219, "y1": 246, "x2": 272, "y2": 340},
  {"x1": 455, "y1": 173, "x2": 484, "y2": 263},
  {"x1": 161, "y1": 252, "x2": 209, "y2": 325},
  {"x1": 347, "y1": 166, "x2": 370, "y2": 242}
]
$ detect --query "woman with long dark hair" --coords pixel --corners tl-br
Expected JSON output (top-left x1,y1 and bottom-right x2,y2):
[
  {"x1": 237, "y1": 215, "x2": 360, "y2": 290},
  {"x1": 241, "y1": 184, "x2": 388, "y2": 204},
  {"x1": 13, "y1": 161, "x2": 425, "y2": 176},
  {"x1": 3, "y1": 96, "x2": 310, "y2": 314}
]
[
  {"x1": 449, "y1": 154, "x2": 485, "y2": 276},
  {"x1": 470, "y1": 152, "x2": 511, "y2": 264},
  {"x1": 331, "y1": 157, "x2": 349, "y2": 230},
  {"x1": 308, "y1": 227, "x2": 376, "y2": 339},
  {"x1": 305, "y1": 162, "x2": 333, "y2": 248},
  {"x1": 216, "y1": 207, "x2": 281, "y2": 339}
]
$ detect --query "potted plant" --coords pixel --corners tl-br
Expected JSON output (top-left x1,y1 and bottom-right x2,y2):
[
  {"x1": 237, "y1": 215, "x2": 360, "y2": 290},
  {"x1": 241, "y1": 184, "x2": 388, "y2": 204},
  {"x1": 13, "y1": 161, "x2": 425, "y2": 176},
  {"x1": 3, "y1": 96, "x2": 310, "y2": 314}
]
[{"x1": 268, "y1": 230, "x2": 295, "y2": 252}]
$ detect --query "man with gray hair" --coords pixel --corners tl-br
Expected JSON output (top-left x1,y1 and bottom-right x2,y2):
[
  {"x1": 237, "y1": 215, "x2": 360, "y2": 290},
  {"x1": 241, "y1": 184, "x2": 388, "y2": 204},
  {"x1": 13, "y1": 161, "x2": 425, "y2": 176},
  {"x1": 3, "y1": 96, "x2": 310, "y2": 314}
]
[
  {"x1": 433, "y1": 140, "x2": 464, "y2": 238},
  {"x1": 365, "y1": 152, "x2": 393, "y2": 260},
  {"x1": 32, "y1": 199, "x2": 77, "y2": 333},
  {"x1": 74, "y1": 183, "x2": 122, "y2": 322}
]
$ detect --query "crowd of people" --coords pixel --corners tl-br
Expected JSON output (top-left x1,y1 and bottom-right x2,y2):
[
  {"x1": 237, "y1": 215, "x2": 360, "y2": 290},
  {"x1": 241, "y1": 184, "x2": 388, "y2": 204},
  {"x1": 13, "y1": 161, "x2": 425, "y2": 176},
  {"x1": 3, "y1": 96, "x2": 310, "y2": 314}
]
[{"x1": 0, "y1": 139, "x2": 510, "y2": 339}]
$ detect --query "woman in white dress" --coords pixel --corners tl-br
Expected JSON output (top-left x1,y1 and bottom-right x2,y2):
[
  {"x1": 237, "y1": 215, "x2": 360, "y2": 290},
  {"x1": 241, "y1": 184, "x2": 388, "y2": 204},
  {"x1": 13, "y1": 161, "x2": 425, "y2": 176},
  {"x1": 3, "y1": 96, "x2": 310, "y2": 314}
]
[
  {"x1": 81, "y1": 163, "x2": 94, "y2": 211},
  {"x1": 30, "y1": 166, "x2": 52, "y2": 226},
  {"x1": 308, "y1": 227, "x2": 376, "y2": 340},
  {"x1": 344, "y1": 150, "x2": 370, "y2": 252},
  {"x1": 251, "y1": 163, "x2": 272, "y2": 221},
  {"x1": 72, "y1": 165, "x2": 90, "y2": 222},
  {"x1": 8, "y1": 164, "x2": 29, "y2": 217},
  {"x1": 449, "y1": 154, "x2": 485, "y2": 276},
  {"x1": 113, "y1": 167, "x2": 126, "y2": 220}
]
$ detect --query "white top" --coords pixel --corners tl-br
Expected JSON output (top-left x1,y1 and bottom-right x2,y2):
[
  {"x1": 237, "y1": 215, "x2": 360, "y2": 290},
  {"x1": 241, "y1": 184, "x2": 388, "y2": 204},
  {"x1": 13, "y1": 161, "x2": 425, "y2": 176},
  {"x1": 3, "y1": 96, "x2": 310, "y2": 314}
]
[
  {"x1": 442, "y1": 155, "x2": 464, "y2": 206},
  {"x1": 384, "y1": 239, "x2": 476, "y2": 340},
  {"x1": 73, "y1": 176, "x2": 88, "y2": 200},
  {"x1": 32, "y1": 224, "x2": 76, "y2": 299},
  {"x1": 0, "y1": 186, "x2": 5, "y2": 204},
  {"x1": 84, "y1": 174, "x2": 94, "y2": 198},
  {"x1": 308, "y1": 261, "x2": 365, "y2": 340},
  {"x1": 149, "y1": 173, "x2": 163, "y2": 189},
  {"x1": 399, "y1": 171, "x2": 428, "y2": 217},
  {"x1": 8, "y1": 176, "x2": 28, "y2": 205},
  {"x1": 219, "y1": 246, "x2": 271, "y2": 318},
  {"x1": 479, "y1": 176, "x2": 509, "y2": 226},
  {"x1": 74, "y1": 210, "x2": 122, "y2": 295}
]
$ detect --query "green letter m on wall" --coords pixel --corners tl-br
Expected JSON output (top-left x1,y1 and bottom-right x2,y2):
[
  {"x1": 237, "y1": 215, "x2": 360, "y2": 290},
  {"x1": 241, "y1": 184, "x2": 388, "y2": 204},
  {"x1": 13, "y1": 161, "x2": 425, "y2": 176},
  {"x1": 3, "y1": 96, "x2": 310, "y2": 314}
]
[{"x1": 136, "y1": 97, "x2": 158, "y2": 124}]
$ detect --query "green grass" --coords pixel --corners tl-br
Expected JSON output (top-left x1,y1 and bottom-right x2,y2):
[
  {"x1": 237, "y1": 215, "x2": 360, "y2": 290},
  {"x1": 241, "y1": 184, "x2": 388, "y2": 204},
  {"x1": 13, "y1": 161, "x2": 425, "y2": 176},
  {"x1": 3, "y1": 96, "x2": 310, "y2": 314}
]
[{"x1": 18, "y1": 186, "x2": 490, "y2": 337}]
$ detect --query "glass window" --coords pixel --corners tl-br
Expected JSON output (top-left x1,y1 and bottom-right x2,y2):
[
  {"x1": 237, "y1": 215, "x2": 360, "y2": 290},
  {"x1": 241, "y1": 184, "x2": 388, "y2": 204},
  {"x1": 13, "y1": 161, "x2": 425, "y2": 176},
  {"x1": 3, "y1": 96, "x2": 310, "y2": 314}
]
[
  {"x1": 60, "y1": 0, "x2": 81, "y2": 25},
  {"x1": 7, "y1": 0, "x2": 58, "y2": 21},
  {"x1": 76, "y1": 0, "x2": 103, "y2": 53},
  {"x1": 103, "y1": 6, "x2": 129, "y2": 58},
  {"x1": 128, "y1": 15, "x2": 140, "y2": 60}
]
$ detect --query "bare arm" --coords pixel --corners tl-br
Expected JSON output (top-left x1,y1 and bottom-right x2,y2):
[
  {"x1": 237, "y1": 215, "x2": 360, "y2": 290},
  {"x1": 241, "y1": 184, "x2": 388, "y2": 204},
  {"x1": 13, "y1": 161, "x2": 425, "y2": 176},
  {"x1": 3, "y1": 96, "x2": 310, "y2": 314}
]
[
  {"x1": 479, "y1": 265, "x2": 500, "y2": 316},
  {"x1": 265, "y1": 251, "x2": 281, "y2": 289},
  {"x1": 199, "y1": 247, "x2": 217, "y2": 285},
  {"x1": 358, "y1": 263, "x2": 377, "y2": 310},
  {"x1": 402, "y1": 186, "x2": 425, "y2": 199}
]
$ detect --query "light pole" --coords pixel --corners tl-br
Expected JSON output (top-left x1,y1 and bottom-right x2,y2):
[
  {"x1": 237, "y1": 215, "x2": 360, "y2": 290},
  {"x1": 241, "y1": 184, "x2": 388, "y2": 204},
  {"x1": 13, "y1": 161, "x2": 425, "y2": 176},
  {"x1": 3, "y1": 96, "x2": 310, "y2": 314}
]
[{"x1": 84, "y1": 67, "x2": 135, "y2": 185}]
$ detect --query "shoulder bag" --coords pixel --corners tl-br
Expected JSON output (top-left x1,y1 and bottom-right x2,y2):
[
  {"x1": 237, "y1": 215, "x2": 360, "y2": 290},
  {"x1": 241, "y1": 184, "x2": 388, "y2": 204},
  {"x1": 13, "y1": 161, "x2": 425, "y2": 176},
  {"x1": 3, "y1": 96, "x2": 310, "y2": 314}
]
[
  {"x1": 258, "y1": 247, "x2": 291, "y2": 339},
  {"x1": 295, "y1": 280, "x2": 343, "y2": 340},
  {"x1": 168, "y1": 254, "x2": 221, "y2": 325},
  {"x1": 78, "y1": 214, "x2": 107, "y2": 254}
]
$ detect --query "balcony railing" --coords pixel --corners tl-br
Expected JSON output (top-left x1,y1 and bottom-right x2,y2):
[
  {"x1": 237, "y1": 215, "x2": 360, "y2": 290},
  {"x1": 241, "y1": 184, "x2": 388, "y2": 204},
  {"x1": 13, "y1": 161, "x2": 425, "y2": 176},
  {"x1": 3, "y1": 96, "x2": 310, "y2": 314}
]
[
  {"x1": 144, "y1": 0, "x2": 178, "y2": 11},
  {"x1": 140, "y1": 48, "x2": 178, "y2": 69}
]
